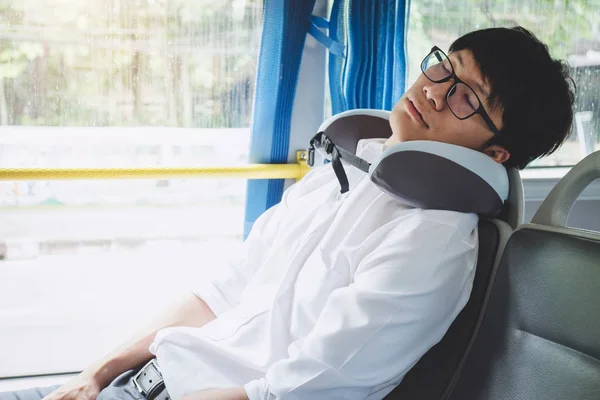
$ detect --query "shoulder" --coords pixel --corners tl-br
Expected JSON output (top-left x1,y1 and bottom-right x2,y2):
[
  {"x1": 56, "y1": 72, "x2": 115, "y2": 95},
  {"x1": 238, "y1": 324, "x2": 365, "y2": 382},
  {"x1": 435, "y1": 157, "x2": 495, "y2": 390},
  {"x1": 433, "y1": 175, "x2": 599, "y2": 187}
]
[
  {"x1": 356, "y1": 210, "x2": 479, "y2": 291},
  {"x1": 377, "y1": 209, "x2": 478, "y2": 245},
  {"x1": 411, "y1": 209, "x2": 479, "y2": 240}
]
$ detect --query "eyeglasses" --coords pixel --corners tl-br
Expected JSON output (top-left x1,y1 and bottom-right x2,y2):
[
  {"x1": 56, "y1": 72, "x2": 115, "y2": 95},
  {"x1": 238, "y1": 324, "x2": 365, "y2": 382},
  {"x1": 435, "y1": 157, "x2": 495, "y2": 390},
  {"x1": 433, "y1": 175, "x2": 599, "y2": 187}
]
[{"x1": 421, "y1": 46, "x2": 501, "y2": 136}]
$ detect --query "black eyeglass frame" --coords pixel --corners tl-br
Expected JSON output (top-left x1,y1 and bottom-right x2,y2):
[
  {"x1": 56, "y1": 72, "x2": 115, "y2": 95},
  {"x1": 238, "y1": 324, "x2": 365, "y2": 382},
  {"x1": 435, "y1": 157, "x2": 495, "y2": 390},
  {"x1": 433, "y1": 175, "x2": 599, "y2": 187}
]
[{"x1": 421, "y1": 46, "x2": 501, "y2": 137}]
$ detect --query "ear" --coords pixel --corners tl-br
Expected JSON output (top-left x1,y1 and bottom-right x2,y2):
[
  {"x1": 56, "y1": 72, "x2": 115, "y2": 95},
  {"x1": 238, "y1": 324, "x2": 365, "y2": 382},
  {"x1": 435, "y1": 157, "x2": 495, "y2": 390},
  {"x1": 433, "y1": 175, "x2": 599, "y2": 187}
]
[{"x1": 483, "y1": 144, "x2": 510, "y2": 164}]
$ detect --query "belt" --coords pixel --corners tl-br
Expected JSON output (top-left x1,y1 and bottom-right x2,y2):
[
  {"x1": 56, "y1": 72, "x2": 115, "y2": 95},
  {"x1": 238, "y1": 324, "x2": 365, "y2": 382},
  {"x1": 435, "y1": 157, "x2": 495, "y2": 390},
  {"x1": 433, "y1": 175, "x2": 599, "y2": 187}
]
[{"x1": 133, "y1": 359, "x2": 171, "y2": 400}]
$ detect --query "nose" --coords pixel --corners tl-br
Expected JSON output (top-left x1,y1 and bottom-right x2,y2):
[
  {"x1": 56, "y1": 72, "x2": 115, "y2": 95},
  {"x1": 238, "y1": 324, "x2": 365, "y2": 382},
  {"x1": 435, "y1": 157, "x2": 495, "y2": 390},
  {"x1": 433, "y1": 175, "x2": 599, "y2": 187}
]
[{"x1": 423, "y1": 80, "x2": 453, "y2": 112}]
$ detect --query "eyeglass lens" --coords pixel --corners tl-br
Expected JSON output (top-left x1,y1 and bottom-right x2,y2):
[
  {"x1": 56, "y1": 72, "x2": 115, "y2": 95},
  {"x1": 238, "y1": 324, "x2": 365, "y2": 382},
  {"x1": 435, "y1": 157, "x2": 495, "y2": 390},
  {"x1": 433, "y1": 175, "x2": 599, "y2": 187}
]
[{"x1": 422, "y1": 50, "x2": 480, "y2": 119}]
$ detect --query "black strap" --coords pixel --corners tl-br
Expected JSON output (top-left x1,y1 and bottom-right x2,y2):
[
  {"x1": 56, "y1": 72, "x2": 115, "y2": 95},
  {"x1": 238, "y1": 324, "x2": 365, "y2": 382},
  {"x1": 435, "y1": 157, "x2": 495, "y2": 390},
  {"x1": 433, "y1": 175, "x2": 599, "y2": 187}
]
[
  {"x1": 308, "y1": 132, "x2": 371, "y2": 194},
  {"x1": 334, "y1": 144, "x2": 371, "y2": 173},
  {"x1": 331, "y1": 146, "x2": 350, "y2": 193}
]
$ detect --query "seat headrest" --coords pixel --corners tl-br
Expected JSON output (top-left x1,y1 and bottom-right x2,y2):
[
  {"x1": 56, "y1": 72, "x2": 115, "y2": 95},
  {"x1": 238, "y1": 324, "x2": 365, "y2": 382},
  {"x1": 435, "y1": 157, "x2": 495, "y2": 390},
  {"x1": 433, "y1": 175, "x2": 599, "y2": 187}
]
[
  {"x1": 315, "y1": 109, "x2": 509, "y2": 217},
  {"x1": 532, "y1": 149, "x2": 600, "y2": 227}
]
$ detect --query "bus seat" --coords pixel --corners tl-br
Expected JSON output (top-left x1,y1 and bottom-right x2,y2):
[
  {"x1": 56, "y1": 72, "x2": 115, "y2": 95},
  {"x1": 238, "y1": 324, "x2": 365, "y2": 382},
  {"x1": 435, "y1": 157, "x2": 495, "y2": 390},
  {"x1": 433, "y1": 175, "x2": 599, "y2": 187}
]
[
  {"x1": 446, "y1": 150, "x2": 600, "y2": 400},
  {"x1": 384, "y1": 218, "x2": 512, "y2": 400},
  {"x1": 384, "y1": 168, "x2": 520, "y2": 399},
  {"x1": 372, "y1": 139, "x2": 525, "y2": 400},
  {"x1": 496, "y1": 167, "x2": 524, "y2": 230},
  {"x1": 314, "y1": 109, "x2": 522, "y2": 400}
]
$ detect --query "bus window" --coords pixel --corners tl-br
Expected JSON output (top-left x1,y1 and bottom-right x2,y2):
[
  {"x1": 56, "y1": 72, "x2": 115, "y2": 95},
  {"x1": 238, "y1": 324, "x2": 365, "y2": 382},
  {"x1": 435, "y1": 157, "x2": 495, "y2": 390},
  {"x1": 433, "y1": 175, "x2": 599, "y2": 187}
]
[{"x1": 0, "y1": 0, "x2": 263, "y2": 378}]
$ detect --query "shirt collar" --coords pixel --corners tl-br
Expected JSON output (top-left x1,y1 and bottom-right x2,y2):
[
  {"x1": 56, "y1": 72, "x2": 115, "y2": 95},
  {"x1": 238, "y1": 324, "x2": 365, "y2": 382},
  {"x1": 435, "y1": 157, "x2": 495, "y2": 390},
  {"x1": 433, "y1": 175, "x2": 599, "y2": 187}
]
[{"x1": 356, "y1": 138, "x2": 387, "y2": 164}]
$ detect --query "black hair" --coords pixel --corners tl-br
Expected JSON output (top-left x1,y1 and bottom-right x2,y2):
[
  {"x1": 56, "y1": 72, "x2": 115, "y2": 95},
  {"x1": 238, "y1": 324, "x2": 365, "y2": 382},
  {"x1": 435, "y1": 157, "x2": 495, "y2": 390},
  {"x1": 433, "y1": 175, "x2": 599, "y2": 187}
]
[{"x1": 450, "y1": 26, "x2": 576, "y2": 169}]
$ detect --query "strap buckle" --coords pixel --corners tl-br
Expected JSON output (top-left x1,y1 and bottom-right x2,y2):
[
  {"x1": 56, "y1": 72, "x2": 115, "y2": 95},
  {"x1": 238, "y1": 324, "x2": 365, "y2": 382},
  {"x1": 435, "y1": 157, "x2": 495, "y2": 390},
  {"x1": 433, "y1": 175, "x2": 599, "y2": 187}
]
[
  {"x1": 308, "y1": 132, "x2": 327, "y2": 167},
  {"x1": 308, "y1": 132, "x2": 335, "y2": 162},
  {"x1": 322, "y1": 136, "x2": 334, "y2": 154},
  {"x1": 133, "y1": 359, "x2": 164, "y2": 399}
]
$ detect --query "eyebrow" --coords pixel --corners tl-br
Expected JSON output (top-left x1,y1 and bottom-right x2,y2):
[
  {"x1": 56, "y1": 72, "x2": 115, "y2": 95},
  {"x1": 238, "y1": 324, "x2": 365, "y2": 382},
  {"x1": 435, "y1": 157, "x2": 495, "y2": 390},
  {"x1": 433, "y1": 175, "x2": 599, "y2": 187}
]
[{"x1": 455, "y1": 52, "x2": 490, "y2": 99}]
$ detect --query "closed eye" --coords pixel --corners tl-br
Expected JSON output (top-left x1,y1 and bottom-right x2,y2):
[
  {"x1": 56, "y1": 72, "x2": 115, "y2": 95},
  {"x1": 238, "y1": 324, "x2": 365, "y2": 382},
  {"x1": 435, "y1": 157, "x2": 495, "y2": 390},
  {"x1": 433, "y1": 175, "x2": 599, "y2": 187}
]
[{"x1": 465, "y1": 94, "x2": 477, "y2": 110}]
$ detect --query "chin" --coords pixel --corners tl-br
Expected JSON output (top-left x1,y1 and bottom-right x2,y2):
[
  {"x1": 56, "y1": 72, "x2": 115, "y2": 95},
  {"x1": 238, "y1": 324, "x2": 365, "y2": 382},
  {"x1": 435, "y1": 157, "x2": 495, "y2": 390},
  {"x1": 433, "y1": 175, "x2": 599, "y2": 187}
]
[
  {"x1": 385, "y1": 128, "x2": 403, "y2": 146},
  {"x1": 388, "y1": 115, "x2": 409, "y2": 144}
]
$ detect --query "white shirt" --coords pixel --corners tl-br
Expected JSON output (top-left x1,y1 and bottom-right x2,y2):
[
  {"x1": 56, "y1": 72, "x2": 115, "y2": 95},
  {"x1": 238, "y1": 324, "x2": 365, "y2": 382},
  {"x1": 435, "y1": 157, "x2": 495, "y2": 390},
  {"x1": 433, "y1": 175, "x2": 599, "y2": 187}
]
[{"x1": 149, "y1": 138, "x2": 479, "y2": 400}]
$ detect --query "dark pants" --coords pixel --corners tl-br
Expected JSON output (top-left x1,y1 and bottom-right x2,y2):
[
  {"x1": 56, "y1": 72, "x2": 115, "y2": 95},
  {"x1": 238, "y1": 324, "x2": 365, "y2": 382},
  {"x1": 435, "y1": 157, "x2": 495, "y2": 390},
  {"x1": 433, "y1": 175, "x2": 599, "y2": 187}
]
[{"x1": 0, "y1": 368, "x2": 143, "y2": 400}]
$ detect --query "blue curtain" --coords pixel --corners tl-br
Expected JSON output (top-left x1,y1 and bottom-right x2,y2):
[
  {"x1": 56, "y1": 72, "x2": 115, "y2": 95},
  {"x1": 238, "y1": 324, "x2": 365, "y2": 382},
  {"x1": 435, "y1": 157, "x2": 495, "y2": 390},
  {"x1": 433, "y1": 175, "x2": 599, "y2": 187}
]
[
  {"x1": 329, "y1": 0, "x2": 411, "y2": 114},
  {"x1": 243, "y1": 0, "x2": 318, "y2": 239}
]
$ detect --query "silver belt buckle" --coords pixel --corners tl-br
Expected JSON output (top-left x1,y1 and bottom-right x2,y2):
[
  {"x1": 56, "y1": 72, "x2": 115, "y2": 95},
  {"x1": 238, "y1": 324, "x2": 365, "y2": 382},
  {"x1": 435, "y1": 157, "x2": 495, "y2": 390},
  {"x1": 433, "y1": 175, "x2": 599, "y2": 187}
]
[{"x1": 133, "y1": 359, "x2": 163, "y2": 398}]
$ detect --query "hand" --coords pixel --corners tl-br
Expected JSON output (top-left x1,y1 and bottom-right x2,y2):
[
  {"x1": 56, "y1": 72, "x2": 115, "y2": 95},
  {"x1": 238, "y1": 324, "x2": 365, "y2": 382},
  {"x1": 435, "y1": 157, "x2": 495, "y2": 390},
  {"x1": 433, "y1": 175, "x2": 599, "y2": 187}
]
[
  {"x1": 181, "y1": 387, "x2": 249, "y2": 400},
  {"x1": 41, "y1": 373, "x2": 102, "y2": 400}
]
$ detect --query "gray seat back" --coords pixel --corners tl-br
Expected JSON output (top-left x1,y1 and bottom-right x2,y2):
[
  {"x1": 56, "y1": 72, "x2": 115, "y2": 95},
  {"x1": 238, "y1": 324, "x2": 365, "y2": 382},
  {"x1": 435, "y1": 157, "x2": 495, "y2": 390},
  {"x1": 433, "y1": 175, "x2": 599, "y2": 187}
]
[
  {"x1": 497, "y1": 167, "x2": 524, "y2": 230},
  {"x1": 315, "y1": 109, "x2": 524, "y2": 400},
  {"x1": 385, "y1": 218, "x2": 512, "y2": 399},
  {"x1": 447, "y1": 150, "x2": 600, "y2": 400}
]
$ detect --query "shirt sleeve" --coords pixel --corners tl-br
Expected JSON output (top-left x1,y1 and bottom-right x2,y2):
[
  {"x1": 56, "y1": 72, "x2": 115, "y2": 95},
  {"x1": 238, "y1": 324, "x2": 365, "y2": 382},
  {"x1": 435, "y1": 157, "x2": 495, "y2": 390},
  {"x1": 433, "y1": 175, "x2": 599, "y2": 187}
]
[
  {"x1": 243, "y1": 216, "x2": 478, "y2": 400},
  {"x1": 190, "y1": 202, "x2": 281, "y2": 317}
]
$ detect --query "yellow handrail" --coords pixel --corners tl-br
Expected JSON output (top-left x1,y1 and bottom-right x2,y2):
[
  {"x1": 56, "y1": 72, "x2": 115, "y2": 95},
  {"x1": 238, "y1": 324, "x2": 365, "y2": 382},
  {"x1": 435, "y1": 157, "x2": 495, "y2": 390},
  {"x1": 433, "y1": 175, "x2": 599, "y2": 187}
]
[{"x1": 0, "y1": 151, "x2": 310, "y2": 181}]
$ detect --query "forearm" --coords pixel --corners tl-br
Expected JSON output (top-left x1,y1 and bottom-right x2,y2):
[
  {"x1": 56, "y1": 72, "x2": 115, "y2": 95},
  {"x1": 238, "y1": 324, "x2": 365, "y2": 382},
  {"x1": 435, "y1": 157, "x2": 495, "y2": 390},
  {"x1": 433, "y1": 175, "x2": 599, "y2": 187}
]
[{"x1": 84, "y1": 292, "x2": 217, "y2": 388}]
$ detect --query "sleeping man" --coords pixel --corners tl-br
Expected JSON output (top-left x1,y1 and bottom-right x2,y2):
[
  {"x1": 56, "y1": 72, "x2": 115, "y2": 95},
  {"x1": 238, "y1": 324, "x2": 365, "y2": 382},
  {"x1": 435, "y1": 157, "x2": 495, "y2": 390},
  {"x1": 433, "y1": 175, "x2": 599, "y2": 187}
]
[{"x1": 1, "y1": 26, "x2": 574, "y2": 400}]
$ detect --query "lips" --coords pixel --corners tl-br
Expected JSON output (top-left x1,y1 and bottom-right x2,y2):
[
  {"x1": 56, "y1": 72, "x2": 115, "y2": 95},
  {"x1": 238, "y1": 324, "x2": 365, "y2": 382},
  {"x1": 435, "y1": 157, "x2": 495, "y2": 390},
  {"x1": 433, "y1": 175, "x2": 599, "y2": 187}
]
[{"x1": 407, "y1": 99, "x2": 429, "y2": 128}]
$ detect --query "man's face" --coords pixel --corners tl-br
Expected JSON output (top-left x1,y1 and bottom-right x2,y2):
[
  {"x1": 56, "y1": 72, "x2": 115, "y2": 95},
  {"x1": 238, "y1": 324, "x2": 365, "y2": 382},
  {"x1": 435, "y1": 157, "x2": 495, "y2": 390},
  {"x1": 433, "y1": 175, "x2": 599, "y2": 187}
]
[{"x1": 387, "y1": 49, "x2": 505, "y2": 157}]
